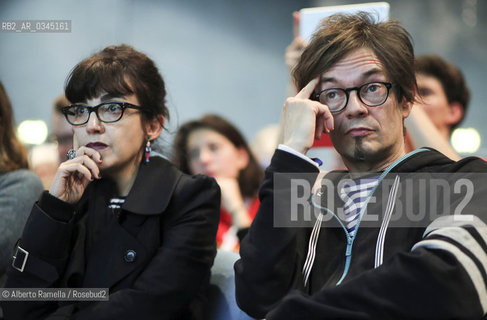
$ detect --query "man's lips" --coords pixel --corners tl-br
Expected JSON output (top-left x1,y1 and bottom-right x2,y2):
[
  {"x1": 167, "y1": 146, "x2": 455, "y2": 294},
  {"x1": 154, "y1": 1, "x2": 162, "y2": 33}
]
[
  {"x1": 86, "y1": 142, "x2": 108, "y2": 150},
  {"x1": 346, "y1": 127, "x2": 374, "y2": 137}
]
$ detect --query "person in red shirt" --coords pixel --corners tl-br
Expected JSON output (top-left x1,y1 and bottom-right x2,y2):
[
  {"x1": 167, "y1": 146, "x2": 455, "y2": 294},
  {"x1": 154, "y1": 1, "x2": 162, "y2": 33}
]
[
  {"x1": 405, "y1": 54, "x2": 470, "y2": 159},
  {"x1": 173, "y1": 114, "x2": 263, "y2": 251}
]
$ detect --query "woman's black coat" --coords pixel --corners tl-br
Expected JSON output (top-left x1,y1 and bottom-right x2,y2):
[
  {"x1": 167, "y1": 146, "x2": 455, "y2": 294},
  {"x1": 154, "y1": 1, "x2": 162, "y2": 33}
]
[{"x1": 2, "y1": 156, "x2": 220, "y2": 320}]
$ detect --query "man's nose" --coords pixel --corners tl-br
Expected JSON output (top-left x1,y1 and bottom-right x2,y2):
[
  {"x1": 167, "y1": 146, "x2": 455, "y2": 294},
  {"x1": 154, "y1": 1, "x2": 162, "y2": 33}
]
[{"x1": 344, "y1": 91, "x2": 368, "y2": 118}]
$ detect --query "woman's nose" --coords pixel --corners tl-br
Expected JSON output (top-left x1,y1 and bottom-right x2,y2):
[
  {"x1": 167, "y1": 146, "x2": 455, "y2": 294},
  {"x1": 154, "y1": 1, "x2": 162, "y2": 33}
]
[
  {"x1": 86, "y1": 111, "x2": 104, "y2": 133},
  {"x1": 199, "y1": 148, "x2": 212, "y2": 164}
]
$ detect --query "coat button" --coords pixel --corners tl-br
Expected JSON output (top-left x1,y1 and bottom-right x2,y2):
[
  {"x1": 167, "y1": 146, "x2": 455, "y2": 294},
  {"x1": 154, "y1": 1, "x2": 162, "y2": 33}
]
[{"x1": 124, "y1": 250, "x2": 136, "y2": 263}]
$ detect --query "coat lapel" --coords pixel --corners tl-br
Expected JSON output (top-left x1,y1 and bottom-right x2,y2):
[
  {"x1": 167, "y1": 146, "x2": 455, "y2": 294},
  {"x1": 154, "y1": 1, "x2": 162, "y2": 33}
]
[
  {"x1": 123, "y1": 156, "x2": 182, "y2": 215},
  {"x1": 78, "y1": 157, "x2": 181, "y2": 289},
  {"x1": 82, "y1": 218, "x2": 148, "y2": 289}
]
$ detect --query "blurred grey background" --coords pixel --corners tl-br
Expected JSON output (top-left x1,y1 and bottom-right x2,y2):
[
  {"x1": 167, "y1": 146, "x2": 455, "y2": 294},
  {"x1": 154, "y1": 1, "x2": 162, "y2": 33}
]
[{"x1": 0, "y1": 0, "x2": 486, "y2": 156}]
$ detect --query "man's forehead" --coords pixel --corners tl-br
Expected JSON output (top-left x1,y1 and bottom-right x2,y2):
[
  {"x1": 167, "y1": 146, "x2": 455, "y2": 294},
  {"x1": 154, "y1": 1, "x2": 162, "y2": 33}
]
[
  {"x1": 319, "y1": 48, "x2": 386, "y2": 84},
  {"x1": 326, "y1": 48, "x2": 382, "y2": 70},
  {"x1": 320, "y1": 68, "x2": 385, "y2": 83}
]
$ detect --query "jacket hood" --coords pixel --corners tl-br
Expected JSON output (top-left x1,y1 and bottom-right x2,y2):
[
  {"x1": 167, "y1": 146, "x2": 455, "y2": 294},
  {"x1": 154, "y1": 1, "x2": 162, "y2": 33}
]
[
  {"x1": 393, "y1": 147, "x2": 486, "y2": 174},
  {"x1": 391, "y1": 148, "x2": 454, "y2": 173}
]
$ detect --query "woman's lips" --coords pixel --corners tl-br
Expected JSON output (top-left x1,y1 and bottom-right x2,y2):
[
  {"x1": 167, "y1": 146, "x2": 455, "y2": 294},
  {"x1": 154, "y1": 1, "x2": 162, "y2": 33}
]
[
  {"x1": 86, "y1": 142, "x2": 108, "y2": 151},
  {"x1": 346, "y1": 128, "x2": 374, "y2": 137}
]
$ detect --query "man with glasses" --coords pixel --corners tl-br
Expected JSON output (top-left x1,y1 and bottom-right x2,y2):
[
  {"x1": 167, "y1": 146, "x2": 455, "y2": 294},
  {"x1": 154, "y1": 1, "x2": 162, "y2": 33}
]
[{"x1": 235, "y1": 13, "x2": 487, "y2": 319}]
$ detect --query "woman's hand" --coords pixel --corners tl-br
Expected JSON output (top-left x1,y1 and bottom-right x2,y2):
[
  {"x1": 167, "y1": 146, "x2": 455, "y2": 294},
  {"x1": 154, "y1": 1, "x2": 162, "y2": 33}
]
[
  {"x1": 215, "y1": 177, "x2": 252, "y2": 229},
  {"x1": 49, "y1": 146, "x2": 102, "y2": 204}
]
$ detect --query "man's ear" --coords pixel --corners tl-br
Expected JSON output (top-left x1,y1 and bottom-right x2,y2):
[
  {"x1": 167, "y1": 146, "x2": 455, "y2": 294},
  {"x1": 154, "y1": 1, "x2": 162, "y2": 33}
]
[
  {"x1": 446, "y1": 102, "x2": 464, "y2": 126},
  {"x1": 145, "y1": 116, "x2": 164, "y2": 140},
  {"x1": 400, "y1": 99, "x2": 413, "y2": 119}
]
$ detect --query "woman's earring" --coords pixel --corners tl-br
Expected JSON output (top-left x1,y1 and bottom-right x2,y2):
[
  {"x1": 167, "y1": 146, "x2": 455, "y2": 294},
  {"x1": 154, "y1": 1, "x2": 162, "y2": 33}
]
[{"x1": 145, "y1": 136, "x2": 151, "y2": 163}]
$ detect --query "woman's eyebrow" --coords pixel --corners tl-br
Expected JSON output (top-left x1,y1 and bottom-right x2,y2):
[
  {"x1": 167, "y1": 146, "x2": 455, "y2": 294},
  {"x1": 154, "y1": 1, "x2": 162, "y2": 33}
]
[{"x1": 100, "y1": 93, "x2": 123, "y2": 101}]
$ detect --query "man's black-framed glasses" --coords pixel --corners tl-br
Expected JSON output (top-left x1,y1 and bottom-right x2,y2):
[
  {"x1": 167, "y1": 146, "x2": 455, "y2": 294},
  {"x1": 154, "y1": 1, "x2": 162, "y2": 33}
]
[
  {"x1": 312, "y1": 82, "x2": 393, "y2": 114},
  {"x1": 61, "y1": 102, "x2": 143, "y2": 126}
]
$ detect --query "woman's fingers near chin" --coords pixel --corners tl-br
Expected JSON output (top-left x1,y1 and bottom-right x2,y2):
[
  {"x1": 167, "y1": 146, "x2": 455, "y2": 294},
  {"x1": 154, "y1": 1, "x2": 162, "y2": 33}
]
[{"x1": 76, "y1": 146, "x2": 103, "y2": 163}]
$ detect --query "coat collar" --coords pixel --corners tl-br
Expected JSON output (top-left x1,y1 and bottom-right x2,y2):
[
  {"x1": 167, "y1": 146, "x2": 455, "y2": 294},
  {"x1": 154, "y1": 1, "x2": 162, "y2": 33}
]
[
  {"x1": 122, "y1": 156, "x2": 182, "y2": 215},
  {"x1": 77, "y1": 156, "x2": 182, "y2": 216}
]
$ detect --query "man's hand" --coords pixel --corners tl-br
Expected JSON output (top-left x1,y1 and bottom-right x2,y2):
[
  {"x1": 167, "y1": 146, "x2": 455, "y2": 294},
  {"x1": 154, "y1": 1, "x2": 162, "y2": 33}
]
[{"x1": 282, "y1": 78, "x2": 334, "y2": 155}]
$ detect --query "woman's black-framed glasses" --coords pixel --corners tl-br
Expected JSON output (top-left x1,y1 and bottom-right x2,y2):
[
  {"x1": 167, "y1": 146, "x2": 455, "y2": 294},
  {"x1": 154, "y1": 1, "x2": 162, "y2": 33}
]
[
  {"x1": 312, "y1": 82, "x2": 393, "y2": 114},
  {"x1": 61, "y1": 102, "x2": 143, "y2": 126}
]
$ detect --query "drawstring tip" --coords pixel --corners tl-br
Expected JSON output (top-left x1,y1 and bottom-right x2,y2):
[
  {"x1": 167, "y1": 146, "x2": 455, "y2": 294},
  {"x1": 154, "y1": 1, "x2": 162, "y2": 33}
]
[{"x1": 311, "y1": 157, "x2": 323, "y2": 166}]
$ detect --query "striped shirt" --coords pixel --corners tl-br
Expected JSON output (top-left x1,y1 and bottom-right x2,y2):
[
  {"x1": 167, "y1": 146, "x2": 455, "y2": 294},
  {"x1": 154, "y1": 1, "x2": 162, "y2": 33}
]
[{"x1": 339, "y1": 177, "x2": 379, "y2": 237}]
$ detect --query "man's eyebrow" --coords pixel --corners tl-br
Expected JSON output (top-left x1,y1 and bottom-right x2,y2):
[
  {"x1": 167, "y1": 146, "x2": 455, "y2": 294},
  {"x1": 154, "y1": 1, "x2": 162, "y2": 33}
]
[
  {"x1": 320, "y1": 76, "x2": 335, "y2": 83},
  {"x1": 362, "y1": 68, "x2": 384, "y2": 79}
]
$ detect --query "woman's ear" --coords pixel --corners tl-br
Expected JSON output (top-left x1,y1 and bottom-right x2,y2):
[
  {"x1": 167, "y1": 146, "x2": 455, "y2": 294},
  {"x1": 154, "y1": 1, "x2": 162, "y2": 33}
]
[
  {"x1": 145, "y1": 116, "x2": 164, "y2": 140},
  {"x1": 236, "y1": 147, "x2": 250, "y2": 171}
]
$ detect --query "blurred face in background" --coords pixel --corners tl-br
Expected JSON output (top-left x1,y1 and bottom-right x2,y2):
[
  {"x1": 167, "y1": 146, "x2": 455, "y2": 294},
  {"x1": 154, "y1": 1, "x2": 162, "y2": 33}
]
[
  {"x1": 187, "y1": 128, "x2": 248, "y2": 178},
  {"x1": 414, "y1": 73, "x2": 462, "y2": 138},
  {"x1": 414, "y1": 74, "x2": 450, "y2": 132},
  {"x1": 52, "y1": 111, "x2": 73, "y2": 162}
]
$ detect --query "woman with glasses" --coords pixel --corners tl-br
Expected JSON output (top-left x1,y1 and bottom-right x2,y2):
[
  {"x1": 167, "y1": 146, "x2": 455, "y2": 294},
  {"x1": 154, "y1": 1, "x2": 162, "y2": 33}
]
[{"x1": 2, "y1": 45, "x2": 220, "y2": 320}]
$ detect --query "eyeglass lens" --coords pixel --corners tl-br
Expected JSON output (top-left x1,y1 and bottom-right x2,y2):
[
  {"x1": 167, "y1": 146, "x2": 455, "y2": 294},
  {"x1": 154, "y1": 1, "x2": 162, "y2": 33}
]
[
  {"x1": 65, "y1": 103, "x2": 124, "y2": 125},
  {"x1": 319, "y1": 82, "x2": 389, "y2": 112}
]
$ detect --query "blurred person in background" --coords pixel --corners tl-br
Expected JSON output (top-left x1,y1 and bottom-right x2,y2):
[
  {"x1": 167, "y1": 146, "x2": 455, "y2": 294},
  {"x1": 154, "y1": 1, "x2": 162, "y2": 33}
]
[
  {"x1": 51, "y1": 94, "x2": 73, "y2": 162},
  {"x1": 249, "y1": 123, "x2": 280, "y2": 170},
  {"x1": 173, "y1": 114, "x2": 263, "y2": 251},
  {"x1": 29, "y1": 95, "x2": 73, "y2": 189},
  {"x1": 0, "y1": 81, "x2": 43, "y2": 318},
  {"x1": 405, "y1": 54, "x2": 470, "y2": 160},
  {"x1": 28, "y1": 143, "x2": 59, "y2": 189}
]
